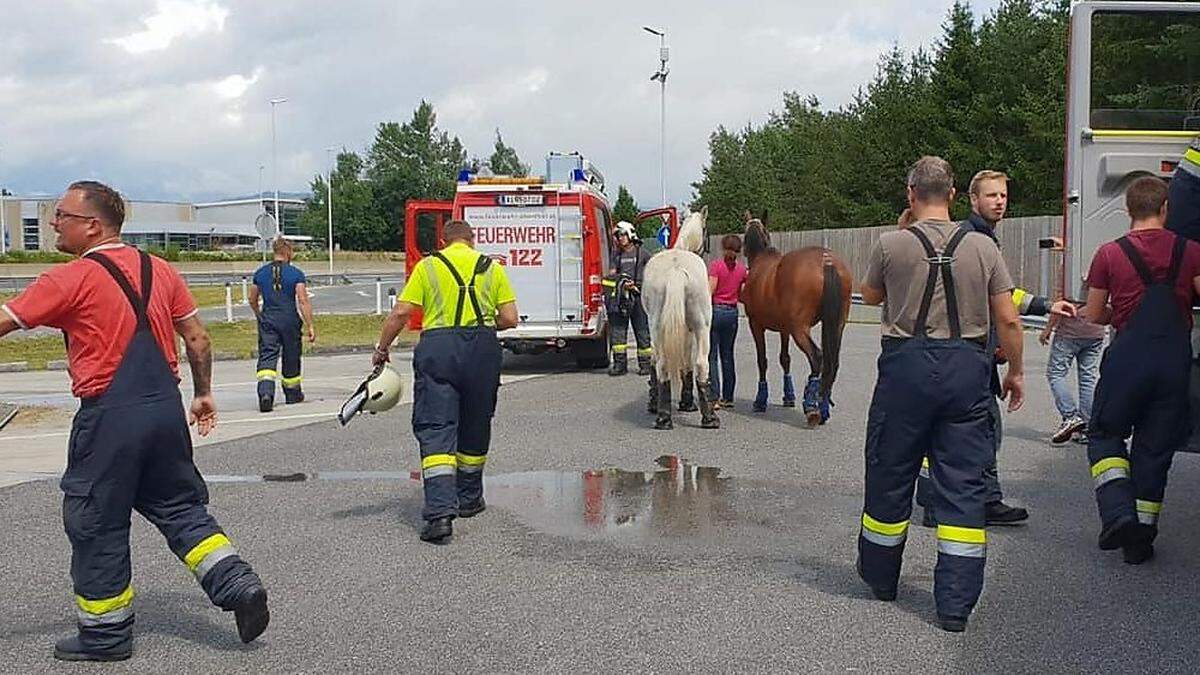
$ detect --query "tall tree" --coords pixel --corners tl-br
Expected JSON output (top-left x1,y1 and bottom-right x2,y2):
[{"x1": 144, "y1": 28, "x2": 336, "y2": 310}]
[
  {"x1": 298, "y1": 151, "x2": 391, "y2": 251},
  {"x1": 366, "y1": 101, "x2": 466, "y2": 248},
  {"x1": 487, "y1": 130, "x2": 530, "y2": 176}
]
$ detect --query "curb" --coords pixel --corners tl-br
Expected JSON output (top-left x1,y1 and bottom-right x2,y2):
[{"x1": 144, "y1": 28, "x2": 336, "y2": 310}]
[
  {"x1": 46, "y1": 360, "x2": 69, "y2": 371},
  {"x1": 0, "y1": 362, "x2": 29, "y2": 373}
]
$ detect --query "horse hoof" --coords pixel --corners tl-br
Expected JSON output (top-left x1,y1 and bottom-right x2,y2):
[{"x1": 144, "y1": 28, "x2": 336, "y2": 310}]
[
  {"x1": 701, "y1": 417, "x2": 721, "y2": 429},
  {"x1": 654, "y1": 418, "x2": 674, "y2": 430},
  {"x1": 782, "y1": 399, "x2": 796, "y2": 408},
  {"x1": 805, "y1": 411, "x2": 821, "y2": 428}
]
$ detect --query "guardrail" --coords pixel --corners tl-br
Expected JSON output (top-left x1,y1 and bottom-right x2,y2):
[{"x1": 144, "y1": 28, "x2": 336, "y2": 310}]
[{"x1": 850, "y1": 293, "x2": 1048, "y2": 330}]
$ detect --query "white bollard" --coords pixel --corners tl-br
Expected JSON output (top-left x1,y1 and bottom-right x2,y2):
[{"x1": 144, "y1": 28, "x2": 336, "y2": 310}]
[
  {"x1": 375, "y1": 278, "x2": 383, "y2": 315},
  {"x1": 225, "y1": 283, "x2": 233, "y2": 323},
  {"x1": 388, "y1": 288, "x2": 397, "y2": 309},
  {"x1": 241, "y1": 276, "x2": 249, "y2": 305}
]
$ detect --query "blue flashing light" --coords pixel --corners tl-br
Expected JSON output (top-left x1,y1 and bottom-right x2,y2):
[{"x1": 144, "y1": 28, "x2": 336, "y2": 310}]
[
  {"x1": 571, "y1": 168, "x2": 586, "y2": 182},
  {"x1": 457, "y1": 169, "x2": 473, "y2": 183}
]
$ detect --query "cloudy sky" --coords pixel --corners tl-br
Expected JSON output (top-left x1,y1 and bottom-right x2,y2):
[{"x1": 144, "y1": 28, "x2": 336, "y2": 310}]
[{"x1": 0, "y1": 0, "x2": 1000, "y2": 206}]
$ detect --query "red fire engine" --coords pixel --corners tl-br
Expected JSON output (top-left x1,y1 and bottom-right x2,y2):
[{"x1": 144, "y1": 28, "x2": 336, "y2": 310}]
[{"x1": 405, "y1": 152, "x2": 678, "y2": 369}]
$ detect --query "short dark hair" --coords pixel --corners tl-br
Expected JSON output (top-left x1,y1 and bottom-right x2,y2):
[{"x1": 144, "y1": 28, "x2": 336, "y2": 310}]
[
  {"x1": 906, "y1": 156, "x2": 955, "y2": 203},
  {"x1": 721, "y1": 234, "x2": 742, "y2": 253},
  {"x1": 443, "y1": 219, "x2": 473, "y2": 242},
  {"x1": 1125, "y1": 176, "x2": 1168, "y2": 220},
  {"x1": 67, "y1": 180, "x2": 125, "y2": 230}
]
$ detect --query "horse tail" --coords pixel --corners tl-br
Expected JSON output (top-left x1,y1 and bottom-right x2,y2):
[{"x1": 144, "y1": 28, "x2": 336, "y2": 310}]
[
  {"x1": 820, "y1": 253, "x2": 845, "y2": 399},
  {"x1": 656, "y1": 267, "x2": 690, "y2": 390}
]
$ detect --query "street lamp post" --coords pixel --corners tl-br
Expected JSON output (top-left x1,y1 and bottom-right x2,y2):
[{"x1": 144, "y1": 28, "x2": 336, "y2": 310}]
[
  {"x1": 269, "y1": 97, "x2": 288, "y2": 238},
  {"x1": 258, "y1": 164, "x2": 265, "y2": 205},
  {"x1": 0, "y1": 147, "x2": 7, "y2": 255},
  {"x1": 643, "y1": 26, "x2": 669, "y2": 208},
  {"x1": 326, "y1": 147, "x2": 335, "y2": 276}
]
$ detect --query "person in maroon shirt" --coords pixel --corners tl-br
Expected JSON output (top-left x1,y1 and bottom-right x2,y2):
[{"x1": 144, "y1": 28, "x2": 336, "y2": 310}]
[{"x1": 1082, "y1": 176, "x2": 1200, "y2": 565}]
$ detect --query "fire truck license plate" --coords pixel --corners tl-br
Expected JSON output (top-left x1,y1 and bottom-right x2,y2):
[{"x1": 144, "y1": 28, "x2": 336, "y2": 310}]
[{"x1": 497, "y1": 193, "x2": 544, "y2": 206}]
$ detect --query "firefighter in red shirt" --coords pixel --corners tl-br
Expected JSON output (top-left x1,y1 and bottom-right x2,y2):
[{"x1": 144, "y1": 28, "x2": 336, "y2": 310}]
[
  {"x1": 0, "y1": 182, "x2": 269, "y2": 661},
  {"x1": 1082, "y1": 176, "x2": 1200, "y2": 565}
]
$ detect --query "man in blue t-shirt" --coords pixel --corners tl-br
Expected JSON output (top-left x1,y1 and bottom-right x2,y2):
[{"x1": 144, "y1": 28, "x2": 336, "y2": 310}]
[{"x1": 249, "y1": 238, "x2": 315, "y2": 412}]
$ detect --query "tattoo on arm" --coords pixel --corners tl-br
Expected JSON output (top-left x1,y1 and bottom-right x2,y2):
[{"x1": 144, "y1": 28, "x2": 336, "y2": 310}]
[{"x1": 178, "y1": 317, "x2": 213, "y2": 396}]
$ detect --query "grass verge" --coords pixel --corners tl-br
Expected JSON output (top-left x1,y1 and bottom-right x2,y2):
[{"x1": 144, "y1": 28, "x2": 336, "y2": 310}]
[{"x1": 0, "y1": 314, "x2": 418, "y2": 370}]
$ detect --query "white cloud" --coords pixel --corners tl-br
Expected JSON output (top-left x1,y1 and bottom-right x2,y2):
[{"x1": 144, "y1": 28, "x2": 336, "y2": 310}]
[
  {"x1": 212, "y1": 68, "x2": 263, "y2": 100},
  {"x1": 107, "y1": 0, "x2": 229, "y2": 55}
]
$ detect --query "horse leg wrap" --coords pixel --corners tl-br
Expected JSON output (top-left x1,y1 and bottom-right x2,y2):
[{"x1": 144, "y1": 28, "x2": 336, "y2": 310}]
[
  {"x1": 818, "y1": 394, "x2": 833, "y2": 424},
  {"x1": 754, "y1": 381, "x2": 769, "y2": 413},
  {"x1": 647, "y1": 370, "x2": 659, "y2": 415},
  {"x1": 802, "y1": 375, "x2": 821, "y2": 413},
  {"x1": 679, "y1": 372, "x2": 698, "y2": 412},
  {"x1": 782, "y1": 374, "x2": 796, "y2": 407},
  {"x1": 698, "y1": 379, "x2": 720, "y2": 429},
  {"x1": 655, "y1": 380, "x2": 674, "y2": 430}
]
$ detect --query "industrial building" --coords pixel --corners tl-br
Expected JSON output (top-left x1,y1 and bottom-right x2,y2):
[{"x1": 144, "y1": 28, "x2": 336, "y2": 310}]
[{"x1": 0, "y1": 193, "x2": 311, "y2": 253}]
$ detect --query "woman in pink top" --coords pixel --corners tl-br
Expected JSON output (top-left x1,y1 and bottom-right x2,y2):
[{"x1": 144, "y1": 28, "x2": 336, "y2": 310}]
[{"x1": 708, "y1": 234, "x2": 749, "y2": 407}]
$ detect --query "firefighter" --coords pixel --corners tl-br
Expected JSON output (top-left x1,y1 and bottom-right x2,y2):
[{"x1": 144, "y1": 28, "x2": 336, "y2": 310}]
[
  {"x1": 0, "y1": 181, "x2": 268, "y2": 661},
  {"x1": 1166, "y1": 136, "x2": 1200, "y2": 242},
  {"x1": 857, "y1": 157, "x2": 1025, "y2": 632},
  {"x1": 372, "y1": 219, "x2": 518, "y2": 544},
  {"x1": 1082, "y1": 176, "x2": 1200, "y2": 564},
  {"x1": 604, "y1": 221, "x2": 653, "y2": 376},
  {"x1": 915, "y1": 169, "x2": 1072, "y2": 527},
  {"x1": 249, "y1": 237, "x2": 315, "y2": 412}
]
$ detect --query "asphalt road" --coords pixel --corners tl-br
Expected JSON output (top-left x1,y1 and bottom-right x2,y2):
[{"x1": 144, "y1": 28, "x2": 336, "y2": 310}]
[{"x1": 1, "y1": 323, "x2": 1198, "y2": 673}]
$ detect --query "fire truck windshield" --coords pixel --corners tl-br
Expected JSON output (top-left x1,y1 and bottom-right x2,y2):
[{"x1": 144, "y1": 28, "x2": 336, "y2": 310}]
[{"x1": 1090, "y1": 10, "x2": 1200, "y2": 131}]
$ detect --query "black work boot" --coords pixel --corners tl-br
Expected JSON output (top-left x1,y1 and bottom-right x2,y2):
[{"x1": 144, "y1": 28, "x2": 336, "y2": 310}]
[
  {"x1": 698, "y1": 379, "x2": 720, "y2": 429},
  {"x1": 608, "y1": 355, "x2": 628, "y2": 376},
  {"x1": 678, "y1": 372, "x2": 698, "y2": 412},
  {"x1": 54, "y1": 633, "x2": 133, "y2": 662},
  {"x1": 458, "y1": 499, "x2": 486, "y2": 518},
  {"x1": 231, "y1": 585, "x2": 270, "y2": 644},
  {"x1": 1123, "y1": 541, "x2": 1155, "y2": 565},
  {"x1": 637, "y1": 355, "x2": 652, "y2": 376},
  {"x1": 855, "y1": 557, "x2": 896, "y2": 602},
  {"x1": 985, "y1": 501, "x2": 1029, "y2": 525},
  {"x1": 283, "y1": 388, "x2": 304, "y2": 405},
  {"x1": 938, "y1": 615, "x2": 968, "y2": 633},
  {"x1": 1098, "y1": 517, "x2": 1140, "y2": 551},
  {"x1": 420, "y1": 517, "x2": 453, "y2": 543},
  {"x1": 654, "y1": 380, "x2": 674, "y2": 430},
  {"x1": 257, "y1": 380, "x2": 275, "y2": 413}
]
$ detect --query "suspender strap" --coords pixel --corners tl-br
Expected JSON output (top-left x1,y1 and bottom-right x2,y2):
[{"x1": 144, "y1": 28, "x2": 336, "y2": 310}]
[
  {"x1": 1167, "y1": 234, "x2": 1187, "y2": 285},
  {"x1": 431, "y1": 251, "x2": 491, "y2": 328},
  {"x1": 85, "y1": 250, "x2": 153, "y2": 329},
  {"x1": 1114, "y1": 236, "x2": 1156, "y2": 286},
  {"x1": 907, "y1": 226, "x2": 970, "y2": 339}
]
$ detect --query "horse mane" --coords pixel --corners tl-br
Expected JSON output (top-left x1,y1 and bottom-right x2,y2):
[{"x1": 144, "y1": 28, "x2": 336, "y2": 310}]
[
  {"x1": 743, "y1": 219, "x2": 777, "y2": 261},
  {"x1": 674, "y1": 209, "x2": 706, "y2": 254}
]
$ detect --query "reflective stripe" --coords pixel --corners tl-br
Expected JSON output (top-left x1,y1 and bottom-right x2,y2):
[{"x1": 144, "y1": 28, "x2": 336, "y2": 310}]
[
  {"x1": 1136, "y1": 499, "x2": 1162, "y2": 525},
  {"x1": 861, "y1": 511, "x2": 909, "y2": 546},
  {"x1": 919, "y1": 456, "x2": 930, "y2": 479},
  {"x1": 611, "y1": 344, "x2": 628, "y2": 352},
  {"x1": 1091, "y1": 457, "x2": 1130, "y2": 488},
  {"x1": 78, "y1": 604, "x2": 134, "y2": 627},
  {"x1": 937, "y1": 524, "x2": 986, "y2": 544},
  {"x1": 861, "y1": 528, "x2": 906, "y2": 547},
  {"x1": 423, "y1": 257, "x2": 447, "y2": 327},
  {"x1": 281, "y1": 375, "x2": 303, "y2": 387},
  {"x1": 1183, "y1": 147, "x2": 1200, "y2": 172},
  {"x1": 256, "y1": 369, "x2": 278, "y2": 381},
  {"x1": 938, "y1": 540, "x2": 986, "y2": 558},
  {"x1": 456, "y1": 452, "x2": 486, "y2": 473},
  {"x1": 76, "y1": 585, "x2": 134, "y2": 617},
  {"x1": 637, "y1": 348, "x2": 654, "y2": 356},
  {"x1": 184, "y1": 533, "x2": 234, "y2": 573},
  {"x1": 194, "y1": 545, "x2": 238, "y2": 580},
  {"x1": 422, "y1": 453, "x2": 457, "y2": 479},
  {"x1": 601, "y1": 279, "x2": 617, "y2": 287}
]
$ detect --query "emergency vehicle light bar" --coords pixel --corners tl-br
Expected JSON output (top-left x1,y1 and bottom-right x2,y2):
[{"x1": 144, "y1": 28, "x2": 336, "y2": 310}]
[{"x1": 456, "y1": 169, "x2": 545, "y2": 186}]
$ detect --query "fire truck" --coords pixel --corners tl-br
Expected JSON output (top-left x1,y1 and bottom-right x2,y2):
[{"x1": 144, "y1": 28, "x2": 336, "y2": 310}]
[
  {"x1": 404, "y1": 152, "x2": 679, "y2": 369},
  {"x1": 1063, "y1": 1, "x2": 1200, "y2": 299}
]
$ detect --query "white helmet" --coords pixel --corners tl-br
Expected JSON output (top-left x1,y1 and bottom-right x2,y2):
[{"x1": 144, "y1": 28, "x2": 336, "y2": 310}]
[
  {"x1": 338, "y1": 364, "x2": 404, "y2": 425},
  {"x1": 614, "y1": 221, "x2": 637, "y2": 240}
]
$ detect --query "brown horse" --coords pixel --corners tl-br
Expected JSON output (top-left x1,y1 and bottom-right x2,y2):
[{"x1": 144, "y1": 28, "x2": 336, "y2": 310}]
[{"x1": 741, "y1": 213, "x2": 852, "y2": 426}]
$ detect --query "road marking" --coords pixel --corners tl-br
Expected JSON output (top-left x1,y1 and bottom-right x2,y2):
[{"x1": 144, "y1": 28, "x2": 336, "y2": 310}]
[{"x1": 2, "y1": 410, "x2": 341, "y2": 441}]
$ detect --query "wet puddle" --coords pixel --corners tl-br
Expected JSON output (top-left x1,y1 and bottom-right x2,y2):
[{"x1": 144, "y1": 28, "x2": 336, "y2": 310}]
[{"x1": 204, "y1": 455, "x2": 745, "y2": 539}]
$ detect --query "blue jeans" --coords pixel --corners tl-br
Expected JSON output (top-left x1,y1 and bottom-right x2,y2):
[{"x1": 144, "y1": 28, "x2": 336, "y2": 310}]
[
  {"x1": 709, "y1": 305, "x2": 739, "y2": 401},
  {"x1": 1046, "y1": 336, "x2": 1103, "y2": 422}
]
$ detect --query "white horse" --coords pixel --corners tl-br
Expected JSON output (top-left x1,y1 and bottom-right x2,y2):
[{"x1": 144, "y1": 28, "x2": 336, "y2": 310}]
[{"x1": 641, "y1": 206, "x2": 718, "y2": 430}]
